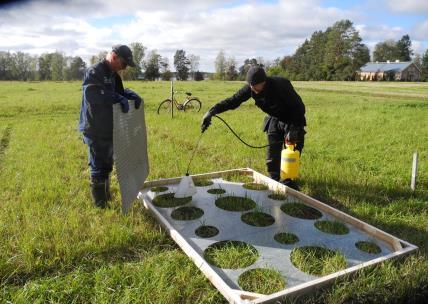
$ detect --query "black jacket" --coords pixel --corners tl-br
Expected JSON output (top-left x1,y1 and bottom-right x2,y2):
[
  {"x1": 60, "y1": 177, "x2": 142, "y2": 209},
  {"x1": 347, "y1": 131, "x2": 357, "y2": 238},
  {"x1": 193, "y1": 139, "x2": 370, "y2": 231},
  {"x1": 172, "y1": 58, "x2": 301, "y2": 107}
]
[
  {"x1": 79, "y1": 60, "x2": 125, "y2": 140},
  {"x1": 210, "y1": 76, "x2": 306, "y2": 127}
]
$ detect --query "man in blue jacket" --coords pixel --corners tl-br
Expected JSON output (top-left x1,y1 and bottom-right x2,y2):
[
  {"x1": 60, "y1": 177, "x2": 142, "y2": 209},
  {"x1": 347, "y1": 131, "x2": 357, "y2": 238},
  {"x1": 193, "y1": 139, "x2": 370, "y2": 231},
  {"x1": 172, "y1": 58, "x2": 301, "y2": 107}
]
[
  {"x1": 201, "y1": 65, "x2": 306, "y2": 188},
  {"x1": 79, "y1": 44, "x2": 143, "y2": 208}
]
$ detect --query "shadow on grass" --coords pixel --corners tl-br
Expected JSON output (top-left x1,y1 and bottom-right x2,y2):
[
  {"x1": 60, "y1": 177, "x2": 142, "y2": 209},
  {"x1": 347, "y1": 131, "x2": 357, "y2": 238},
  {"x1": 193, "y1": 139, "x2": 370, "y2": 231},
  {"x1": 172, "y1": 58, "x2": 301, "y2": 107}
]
[
  {"x1": 304, "y1": 178, "x2": 428, "y2": 255},
  {"x1": 0, "y1": 126, "x2": 12, "y2": 167},
  {"x1": 1, "y1": 207, "x2": 178, "y2": 287},
  {"x1": 1, "y1": 240, "x2": 177, "y2": 287},
  {"x1": 305, "y1": 177, "x2": 427, "y2": 209}
]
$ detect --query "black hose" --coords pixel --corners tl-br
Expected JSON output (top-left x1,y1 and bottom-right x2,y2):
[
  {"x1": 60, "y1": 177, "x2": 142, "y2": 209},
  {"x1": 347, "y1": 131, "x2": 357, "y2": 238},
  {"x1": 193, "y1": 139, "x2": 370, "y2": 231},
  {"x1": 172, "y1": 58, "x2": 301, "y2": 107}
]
[{"x1": 213, "y1": 115, "x2": 283, "y2": 149}]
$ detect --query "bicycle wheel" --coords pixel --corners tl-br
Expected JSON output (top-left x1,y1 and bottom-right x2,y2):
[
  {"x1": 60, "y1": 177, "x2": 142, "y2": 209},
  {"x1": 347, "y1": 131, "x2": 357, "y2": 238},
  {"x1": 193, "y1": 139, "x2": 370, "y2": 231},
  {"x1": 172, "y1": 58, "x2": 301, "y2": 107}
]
[
  {"x1": 183, "y1": 98, "x2": 202, "y2": 112},
  {"x1": 157, "y1": 99, "x2": 172, "y2": 114}
]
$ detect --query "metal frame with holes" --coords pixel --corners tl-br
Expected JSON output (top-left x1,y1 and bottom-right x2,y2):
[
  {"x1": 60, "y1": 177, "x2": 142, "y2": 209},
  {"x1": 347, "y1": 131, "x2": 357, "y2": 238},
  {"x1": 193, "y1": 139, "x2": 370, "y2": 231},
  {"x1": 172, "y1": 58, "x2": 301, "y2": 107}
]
[{"x1": 138, "y1": 168, "x2": 418, "y2": 304}]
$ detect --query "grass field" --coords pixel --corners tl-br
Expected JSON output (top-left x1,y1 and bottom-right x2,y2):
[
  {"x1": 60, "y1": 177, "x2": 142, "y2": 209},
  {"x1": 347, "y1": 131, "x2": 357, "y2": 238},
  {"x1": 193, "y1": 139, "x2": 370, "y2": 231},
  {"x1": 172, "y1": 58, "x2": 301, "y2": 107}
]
[{"x1": 0, "y1": 80, "x2": 427, "y2": 303}]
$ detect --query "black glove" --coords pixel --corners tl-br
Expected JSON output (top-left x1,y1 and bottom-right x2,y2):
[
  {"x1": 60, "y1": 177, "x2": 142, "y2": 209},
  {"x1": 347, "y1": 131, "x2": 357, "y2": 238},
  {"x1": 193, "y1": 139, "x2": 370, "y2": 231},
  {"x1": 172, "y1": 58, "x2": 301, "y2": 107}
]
[
  {"x1": 113, "y1": 94, "x2": 129, "y2": 113},
  {"x1": 124, "y1": 88, "x2": 143, "y2": 109},
  {"x1": 285, "y1": 126, "x2": 306, "y2": 144},
  {"x1": 201, "y1": 110, "x2": 214, "y2": 133}
]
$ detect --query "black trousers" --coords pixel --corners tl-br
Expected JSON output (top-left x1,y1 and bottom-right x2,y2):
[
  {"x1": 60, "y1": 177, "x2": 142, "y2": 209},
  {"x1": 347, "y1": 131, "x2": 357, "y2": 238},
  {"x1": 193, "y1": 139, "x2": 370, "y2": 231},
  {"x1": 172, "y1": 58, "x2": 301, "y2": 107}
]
[{"x1": 264, "y1": 116, "x2": 305, "y2": 181}]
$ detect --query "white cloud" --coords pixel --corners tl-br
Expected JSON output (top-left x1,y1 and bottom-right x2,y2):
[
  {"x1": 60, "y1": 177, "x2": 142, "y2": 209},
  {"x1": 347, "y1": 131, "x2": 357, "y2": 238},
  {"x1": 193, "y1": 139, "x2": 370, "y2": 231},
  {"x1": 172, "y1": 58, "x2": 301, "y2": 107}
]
[
  {"x1": 385, "y1": 0, "x2": 428, "y2": 13},
  {"x1": 116, "y1": 0, "x2": 351, "y2": 70},
  {"x1": 0, "y1": 0, "x2": 426, "y2": 71},
  {"x1": 356, "y1": 24, "x2": 405, "y2": 42},
  {"x1": 412, "y1": 20, "x2": 428, "y2": 40}
]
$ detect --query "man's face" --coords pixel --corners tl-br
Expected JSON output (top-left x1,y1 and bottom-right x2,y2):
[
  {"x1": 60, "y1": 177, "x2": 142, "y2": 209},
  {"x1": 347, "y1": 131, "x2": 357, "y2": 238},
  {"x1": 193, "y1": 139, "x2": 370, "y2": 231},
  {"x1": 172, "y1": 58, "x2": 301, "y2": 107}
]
[
  {"x1": 112, "y1": 53, "x2": 127, "y2": 71},
  {"x1": 250, "y1": 81, "x2": 266, "y2": 94}
]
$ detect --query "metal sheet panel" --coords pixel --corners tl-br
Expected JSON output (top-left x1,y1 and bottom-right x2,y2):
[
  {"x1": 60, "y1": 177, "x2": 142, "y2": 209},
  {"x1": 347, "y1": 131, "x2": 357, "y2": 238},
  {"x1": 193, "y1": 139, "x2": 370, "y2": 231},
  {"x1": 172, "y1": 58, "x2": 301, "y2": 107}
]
[
  {"x1": 138, "y1": 169, "x2": 418, "y2": 303},
  {"x1": 113, "y1": 104, "x2": 149, "y2": 213}
]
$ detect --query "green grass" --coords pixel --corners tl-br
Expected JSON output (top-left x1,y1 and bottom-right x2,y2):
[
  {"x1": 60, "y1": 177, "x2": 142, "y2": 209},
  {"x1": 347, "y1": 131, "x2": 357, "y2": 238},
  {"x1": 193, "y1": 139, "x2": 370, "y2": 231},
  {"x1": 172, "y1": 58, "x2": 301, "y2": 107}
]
[
  {"x1": 150, "y1": 186, "x2": 169, "y2": 193},
  {"x1": 315, "y1": 220, "x2": 350, "y2": 235},
  {"x1": 238, "y1": 268, "x2": 286, "y2": 294},
  {"x1": 215, "y1": 195, "x2": 256, "y2": 211},
  {"x1": 222, "y1": 172, "x2": 253, "y2": 183},
  {"x1": 203, "y1": 241, "x2": 259, "y2": 269},
  {"x1": 193, "y1": 178, "x2": 214, "y2": 187},
  {"x1": 280, "y1": 202, "x2": 323, "y2": 219},
  {"x1": 242, "y1": 182, "x2": 269, "y2": 190},
  {"x1": 355, "y1": 240, "x2": 382, "y2": 254},
  {"x1": 0, "y1": 80, "x2": 427, "y2": 303},
  {"x1": 290, "y1": 246, "x2": 348, "y2": 276},
  {"x1": 207, "y1": 188, "x2": 226, "y2": 195},
  {"x1": 195, "y1": 225, "x2": 219, "y2": 238},
  {"x1": 268, "y1": 192, "x2": 287, "y2": 200},
  {"x1": 171, "y1": 206, "x2": 204, "y2": 221},
  {"x1": 274, "y1": 232, "x2": 300, "y2": 244},
  {"x1": 151, "y1": 193, "x2": 192, "y2": 208},
  {"x1": 241, "y1": 211, "x2": 275, "y2": 227}
]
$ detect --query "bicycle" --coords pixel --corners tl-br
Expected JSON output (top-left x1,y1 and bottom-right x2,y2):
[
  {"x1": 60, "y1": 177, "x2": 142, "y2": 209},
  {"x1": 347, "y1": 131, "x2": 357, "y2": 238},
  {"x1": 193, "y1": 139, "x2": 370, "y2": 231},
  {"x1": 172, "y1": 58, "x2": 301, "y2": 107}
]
[{"x1": 157, "y1": 80, "x2": 202, "y2": 116}]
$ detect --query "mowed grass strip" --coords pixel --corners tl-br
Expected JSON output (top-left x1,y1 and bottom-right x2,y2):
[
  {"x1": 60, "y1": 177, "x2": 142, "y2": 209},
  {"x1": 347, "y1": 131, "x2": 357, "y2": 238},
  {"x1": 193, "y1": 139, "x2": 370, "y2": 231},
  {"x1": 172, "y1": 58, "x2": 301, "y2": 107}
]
[{"x1": 0, "y1": 81, "x2": 427, "y2": 303}]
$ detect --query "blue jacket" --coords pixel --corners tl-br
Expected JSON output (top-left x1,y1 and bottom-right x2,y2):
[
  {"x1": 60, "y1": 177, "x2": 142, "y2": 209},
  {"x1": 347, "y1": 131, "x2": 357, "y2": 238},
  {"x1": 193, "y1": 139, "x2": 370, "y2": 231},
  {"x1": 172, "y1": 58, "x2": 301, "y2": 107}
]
[{"x1": 79, "y1": 60, "x2": 125, "y2": 140}]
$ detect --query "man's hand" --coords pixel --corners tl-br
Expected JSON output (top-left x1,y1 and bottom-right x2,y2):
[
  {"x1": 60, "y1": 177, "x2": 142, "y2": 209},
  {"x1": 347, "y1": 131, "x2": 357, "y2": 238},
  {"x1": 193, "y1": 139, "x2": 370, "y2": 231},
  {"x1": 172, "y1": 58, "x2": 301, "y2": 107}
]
[
  {"x1": 124, "y1": 88, "x2": 143, "y2": 109},
  {"x1": 113, "y1": 94, "x2": 129, "y2": 113},
  {"x1": 285, "y1": 126, "x2": 306, "y2": 144},
  {"x1": 201, "y1": 111, "x2": 214, "y2": 133}
]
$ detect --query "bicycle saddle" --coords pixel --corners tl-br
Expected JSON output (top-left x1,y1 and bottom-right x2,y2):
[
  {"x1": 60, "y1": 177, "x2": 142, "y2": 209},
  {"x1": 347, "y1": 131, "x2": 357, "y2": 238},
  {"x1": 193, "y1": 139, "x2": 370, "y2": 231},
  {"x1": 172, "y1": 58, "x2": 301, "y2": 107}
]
[{"x1": 185, "y1": 92, "x2": 192, "y2": 96}]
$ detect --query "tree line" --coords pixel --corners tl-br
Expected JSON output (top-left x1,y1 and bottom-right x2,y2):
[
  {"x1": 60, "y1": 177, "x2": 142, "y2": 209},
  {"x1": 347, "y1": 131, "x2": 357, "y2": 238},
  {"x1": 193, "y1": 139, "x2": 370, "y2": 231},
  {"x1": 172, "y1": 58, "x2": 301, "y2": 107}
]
[
  {"x1": 1, "y1": 19, "x2": 427, "y2": 81},
  {"x1": 0, "y1": 42, "x2": 203, "y2": 82},
  {"x1": 266, "y1": 20, "x2": 428, "y2": 81},
  {"x1": 0, "y1": 51, "x2": 86, "y2": 81}
]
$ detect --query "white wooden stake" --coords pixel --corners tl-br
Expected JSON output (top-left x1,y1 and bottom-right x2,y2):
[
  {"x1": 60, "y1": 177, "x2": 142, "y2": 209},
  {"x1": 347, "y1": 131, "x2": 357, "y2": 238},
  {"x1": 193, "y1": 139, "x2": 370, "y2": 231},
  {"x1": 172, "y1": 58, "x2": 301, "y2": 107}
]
[{"x1": 411, "y1": 152, "x2": 418, "y2": 191}]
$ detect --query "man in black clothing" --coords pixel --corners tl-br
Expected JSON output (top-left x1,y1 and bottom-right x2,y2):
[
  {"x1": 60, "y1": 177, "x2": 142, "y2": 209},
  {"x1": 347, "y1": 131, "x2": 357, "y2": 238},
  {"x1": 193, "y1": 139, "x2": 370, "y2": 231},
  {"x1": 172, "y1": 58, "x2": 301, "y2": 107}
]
[
  {"x1": 79, "y1": 44, "x2": 143, "y2": 208},
  {"x1": 201, "y1": 65, "x2": 306, "y2": 185}
]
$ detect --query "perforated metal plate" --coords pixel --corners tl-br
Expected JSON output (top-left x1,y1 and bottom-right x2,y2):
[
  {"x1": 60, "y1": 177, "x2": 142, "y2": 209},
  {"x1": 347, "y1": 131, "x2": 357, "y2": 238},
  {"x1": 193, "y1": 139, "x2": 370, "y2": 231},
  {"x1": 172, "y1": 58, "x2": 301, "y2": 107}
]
[
  {"x1": 138, "y1": 169, "x2": 417, "y2": 304},
  {"x1": 113, "y1": 104, "x2": 149, "y2": 213}
]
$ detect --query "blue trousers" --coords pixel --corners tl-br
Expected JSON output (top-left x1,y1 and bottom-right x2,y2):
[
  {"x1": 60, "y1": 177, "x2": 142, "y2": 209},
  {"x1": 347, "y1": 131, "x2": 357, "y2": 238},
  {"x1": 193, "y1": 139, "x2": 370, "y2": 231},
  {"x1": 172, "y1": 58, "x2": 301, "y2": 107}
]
[{"x1": 83, "y1": 136, "x2": 113, "y2": 180}]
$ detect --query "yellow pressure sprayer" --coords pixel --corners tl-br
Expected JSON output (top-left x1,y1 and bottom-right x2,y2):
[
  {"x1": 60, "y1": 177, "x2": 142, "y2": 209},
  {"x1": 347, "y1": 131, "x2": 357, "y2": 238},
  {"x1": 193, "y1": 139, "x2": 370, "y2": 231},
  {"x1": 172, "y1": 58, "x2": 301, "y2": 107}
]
[
  {"x1": 188, "y1": 115, "x2": 302, "y2": 186},
  {"x1": 280, "y1": 143, "x2": 300, "y2": 180}
]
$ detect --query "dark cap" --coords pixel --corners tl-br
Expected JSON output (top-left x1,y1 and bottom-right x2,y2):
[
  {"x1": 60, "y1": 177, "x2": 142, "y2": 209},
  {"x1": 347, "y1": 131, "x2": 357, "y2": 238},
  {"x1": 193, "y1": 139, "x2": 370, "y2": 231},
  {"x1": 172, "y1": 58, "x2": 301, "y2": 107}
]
[
  {"x1": 246, "y1": 65, "x2": 266, "y2": 85},
  {"x1": 112, "y1": 44, "x2": 135, "y2": 67}
]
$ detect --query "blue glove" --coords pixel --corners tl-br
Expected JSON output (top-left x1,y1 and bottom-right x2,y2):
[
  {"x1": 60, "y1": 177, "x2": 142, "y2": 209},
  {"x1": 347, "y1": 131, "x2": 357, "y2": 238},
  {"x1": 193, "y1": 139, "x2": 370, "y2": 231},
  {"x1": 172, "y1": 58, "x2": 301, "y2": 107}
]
[
  {"x1": 124, "y1": 88, "x2": 143, "y2": 109},
  {"x1": 113, "y1": 94, "x2": 129, "y2": 113}
]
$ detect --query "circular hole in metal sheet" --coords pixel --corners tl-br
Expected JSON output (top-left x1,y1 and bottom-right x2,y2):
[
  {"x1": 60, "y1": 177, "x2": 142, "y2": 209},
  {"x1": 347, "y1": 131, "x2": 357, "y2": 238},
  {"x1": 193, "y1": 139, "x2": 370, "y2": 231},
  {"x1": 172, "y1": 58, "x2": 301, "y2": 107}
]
[
  {"x1": 215, "y1": 196, "x2": 256, "y2": 212},
  {"x1": 195, "y1": 225, "x2": 219, "y2": 238},
  {"x1": 290, "y1": 246, "x2": 347, "y2": 276},
  {"x1": 238, "y1": 268, "x2": 286, "y2": 295},
  {"x1": 171, "y1": 206, "x2": 204, "y2": 221},
  {"x1": 204, "y1": 240, "x2": 259, "y2": 269},
  {"x1": 280, "y1": 202, "x2": 322, "y2": 220},
  {"x1": 152, "y1": 193, "x2": 191, "y2": 208}
]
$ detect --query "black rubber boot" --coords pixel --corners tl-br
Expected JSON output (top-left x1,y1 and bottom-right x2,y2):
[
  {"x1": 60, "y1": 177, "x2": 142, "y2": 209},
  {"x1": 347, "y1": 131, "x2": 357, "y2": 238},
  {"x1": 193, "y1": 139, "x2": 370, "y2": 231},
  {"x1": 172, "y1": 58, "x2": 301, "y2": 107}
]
[
  {"x1": 281, "y1": 179, "x2": 300, "y2": 191},
  {"x1": 91, "y1": 179, "x2": 109, "y2": 208}
]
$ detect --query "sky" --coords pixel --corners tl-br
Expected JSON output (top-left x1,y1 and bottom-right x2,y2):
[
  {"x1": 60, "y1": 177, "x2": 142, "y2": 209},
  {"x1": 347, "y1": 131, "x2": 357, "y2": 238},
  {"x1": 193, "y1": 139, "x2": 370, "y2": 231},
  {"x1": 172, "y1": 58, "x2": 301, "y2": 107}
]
[{"x1": 0, "y1": 0, "x2": 427, "y2": 72}]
